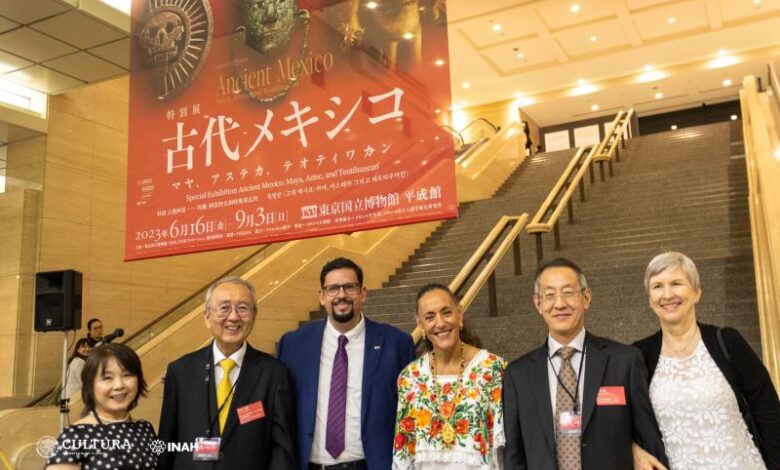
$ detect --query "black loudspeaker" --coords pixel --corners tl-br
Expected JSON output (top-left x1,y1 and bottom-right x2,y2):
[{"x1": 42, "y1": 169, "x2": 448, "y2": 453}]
[{"x1": 34, "y1": 270, "x2": 83, "y2": 332}]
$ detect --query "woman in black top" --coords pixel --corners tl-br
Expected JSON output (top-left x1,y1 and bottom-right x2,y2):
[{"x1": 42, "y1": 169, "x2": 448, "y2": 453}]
[
  {"x1": 47, "y1": 343, "x2": 158, "y2": 469},
  {"x1": 632, "y1": 252, "x2": 780, "y2": 470}
]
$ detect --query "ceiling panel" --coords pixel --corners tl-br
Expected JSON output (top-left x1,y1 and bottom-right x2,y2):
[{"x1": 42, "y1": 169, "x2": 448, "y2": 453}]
[
  {"x1": 44, "y1": 51, "x2": 125, "y2": 82},
  {"x1": 447, "y1": 0, "x2": 537, "y2": 23},
  {"x1": 88, "y1": 37, "x2": 129, "y2": 69},
  {"x1": 0, "y1": 50, "x2": 34, "y2": 74},
  {"x1": 3, "y1": 65, "x2": 83, "y2": 94},
  {"x1": 555, "y1": 18, "x2": 630, "y2": 57},
  {"x1": 624, "y1": 0, "x2": 677, "y2": 10},
  {"x1": 0, "y1": 15, "x2": 20, "y2": 34},
  {"x1": 535, "y1": 0, "x2": 615, "y2": 31},
  {"x1": 456, "y1": 11, "x2": 539, "y2": 49},
  {"x1": 481, "y1": 36, "x2": 557, "y2": 73},
  {"x1": 0, "y1": 27, "x2": 77, "y2": 62},
  {"x1": 633, "y1": 1, "x2": 708, "y2": 41},
  {"x1": 719, "y1": 0, "x2": 780, "y2": 22},
  {"x1": 31, "y1": 11, "x2": 124, "y2": 49},
  {"x1": 0, "y1": 0, "x2": 70, "y2": 24}
]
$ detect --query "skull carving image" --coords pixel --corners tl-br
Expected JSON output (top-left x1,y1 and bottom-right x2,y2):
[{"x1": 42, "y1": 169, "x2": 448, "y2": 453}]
[
  {"x1": 241, "y1": 0, "x2": 297, "y2": 53},
  {"x1": 139, "y1": 10, "x2": 185, "y2": 66},
  {"x1": 136, "y1": 0, "x2": 212, "y2": 100}
]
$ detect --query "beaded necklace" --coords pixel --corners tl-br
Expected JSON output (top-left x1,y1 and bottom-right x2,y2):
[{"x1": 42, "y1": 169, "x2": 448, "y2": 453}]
[{"x1": 429, "y1": 341, "x2": 465, "y2": 448}]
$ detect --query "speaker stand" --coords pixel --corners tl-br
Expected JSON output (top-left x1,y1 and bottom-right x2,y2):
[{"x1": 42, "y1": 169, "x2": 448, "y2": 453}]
[{"x1": 58, "y1": 333, "x2": 70, "y2": 433}]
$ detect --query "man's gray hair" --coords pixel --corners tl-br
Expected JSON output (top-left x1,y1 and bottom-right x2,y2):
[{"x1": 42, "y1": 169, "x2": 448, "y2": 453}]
[
  {"x1": 204, "y1": 276, "x2": 258, "y2": 316},
  {"x1": 644, "y1": 252, "x2": 701, "y2": 292}
]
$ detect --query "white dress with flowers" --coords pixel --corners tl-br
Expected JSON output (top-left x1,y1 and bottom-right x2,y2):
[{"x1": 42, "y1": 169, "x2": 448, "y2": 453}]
[{"x1": 392, "y1": 349, "x2": 506, "y2": 470}]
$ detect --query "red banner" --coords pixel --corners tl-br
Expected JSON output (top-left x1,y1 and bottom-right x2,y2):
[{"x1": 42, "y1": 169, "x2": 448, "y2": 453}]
[{"x1": 126, "y1": 0, "x2": 455, "y2": 260}]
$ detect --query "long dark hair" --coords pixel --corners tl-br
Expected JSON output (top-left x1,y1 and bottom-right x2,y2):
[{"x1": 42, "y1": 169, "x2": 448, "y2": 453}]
[
  {"x1": 80, "y1": 343, "x2": 148, "y2": 417},
  {"x1": 69, "y1": 338, "x2": 91, "y2": 365},
  {"x1": 416, "y1": 283, "x2": 482, "y2": 353}
]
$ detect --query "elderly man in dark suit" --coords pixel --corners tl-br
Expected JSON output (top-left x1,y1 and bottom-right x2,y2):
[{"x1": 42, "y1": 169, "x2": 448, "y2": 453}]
[
  {"x1": 503, "y1": 258, "x2": 668, "y2": 470},
  {"x1": 277, "y1": 257, "x2": 415, "y2": 470},
  {"x1": 158, "y1": 277, "x2": 297, "y2": 469}
]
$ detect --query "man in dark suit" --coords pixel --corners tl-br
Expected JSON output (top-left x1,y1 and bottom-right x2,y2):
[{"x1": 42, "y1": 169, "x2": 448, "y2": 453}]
[
  {"x1": 158, "y1": 277, "x2": 297, "y2": 469},
  {"x1": 277, "y1": 257, "x2": 416, "y2": 470},
  {"x1": 503, "y1": 258, "x2": 668, "y2": 470}
]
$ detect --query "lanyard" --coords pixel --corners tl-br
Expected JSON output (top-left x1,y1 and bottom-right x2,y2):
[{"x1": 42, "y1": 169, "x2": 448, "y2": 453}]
[
  {"x1": 547, "y1": 345, "x2": 586, "y2": 413},
  {"x1": 204, "y1": 349, "x2": 238, "y2": 438}
]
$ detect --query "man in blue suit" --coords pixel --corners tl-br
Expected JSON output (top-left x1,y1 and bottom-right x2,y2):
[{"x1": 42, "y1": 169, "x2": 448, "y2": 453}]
[{"x1": 277, "y1": 257, "x2": 416, "y2": 470}]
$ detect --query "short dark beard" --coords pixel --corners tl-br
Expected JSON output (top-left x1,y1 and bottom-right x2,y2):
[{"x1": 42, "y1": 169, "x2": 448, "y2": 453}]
[{"x1": 331, "y1": 310, "x2": 355, "y2": 324}]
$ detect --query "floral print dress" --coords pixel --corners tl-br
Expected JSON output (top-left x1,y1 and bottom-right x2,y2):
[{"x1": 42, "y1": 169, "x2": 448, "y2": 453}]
[{"x1": 393, "y1": 349, "x2": 506, "y2": 470}]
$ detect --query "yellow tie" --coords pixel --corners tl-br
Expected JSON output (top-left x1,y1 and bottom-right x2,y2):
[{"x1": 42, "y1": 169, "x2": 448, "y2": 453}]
[{"x1": 217, "y1": 358, "x2": 236, "y2": 433}]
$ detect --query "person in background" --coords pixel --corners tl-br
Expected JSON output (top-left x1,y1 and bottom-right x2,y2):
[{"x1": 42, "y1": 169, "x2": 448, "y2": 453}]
[
  {"x1": 393, "y1": 283, "x2": 505, "y2": 469},
  {"x1": 46, "y1": 343, "x2": 157, "y2": 469},
  {"x1": 63, "y1": 338, "x2": 92, "y2": 399},
  {"x1": 85, "y1": 318, "x2": 103, "y2": 347},
  {"x1": 632, "y1": 252, "x2": 780, "y2": 470}
]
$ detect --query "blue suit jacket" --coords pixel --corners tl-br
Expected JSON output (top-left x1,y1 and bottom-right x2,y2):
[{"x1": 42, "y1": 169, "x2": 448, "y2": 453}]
[{"x1": 277, "y1": 317, "x2": 415, "y2": 470}]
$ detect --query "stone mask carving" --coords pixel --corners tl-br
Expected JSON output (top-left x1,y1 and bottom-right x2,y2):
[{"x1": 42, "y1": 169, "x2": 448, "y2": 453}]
[
  {"x1": 241, "y1": 0, "x2": 296, "y2": 53},
  {"x1": 139, "y1": 10, "x2": 185, "y2": 65}
]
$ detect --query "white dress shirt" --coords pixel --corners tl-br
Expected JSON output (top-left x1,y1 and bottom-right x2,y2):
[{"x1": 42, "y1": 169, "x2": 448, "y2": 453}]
[
  {"x1": 546, "y1": 328, "x2": 587, "y2": 415},
  {"x1": 310, "y1": 314, "x2": 366, "y2": 464},
  {"x1": 212, "y1": 341, "x2": 247, "y2": 389}
]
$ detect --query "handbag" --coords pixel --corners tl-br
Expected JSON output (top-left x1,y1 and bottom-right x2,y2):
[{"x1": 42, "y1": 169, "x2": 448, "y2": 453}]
[{"x1": 715, "y1": 327, "x2": 767, "y2": 462}]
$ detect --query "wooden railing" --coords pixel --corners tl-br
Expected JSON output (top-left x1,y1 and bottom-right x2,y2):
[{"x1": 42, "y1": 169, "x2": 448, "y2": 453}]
[
  {"x1": 740, "y1": 72, "x2": 780, "y2": 389},
  {"x1": 592, "y1": 109, "x2": 634, "y2": 181},
  {"x1": 525, "y1": 145, "x2": 596, "y2": 261},
  {"x1": 411, "y1": 213, "x2": 529, "y2": 343}
]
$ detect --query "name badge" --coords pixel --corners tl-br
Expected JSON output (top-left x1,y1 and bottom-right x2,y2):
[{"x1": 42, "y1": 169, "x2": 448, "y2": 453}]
[
  {"x1": 558, "y1": 411, "x2": 582, "y2": 437},
  {"x1": 597, "y1": 386, "x2": 626, "y2": 406},
  {"x1": 237, "y1": 400, "x2": 265, "y2": 425},
  {"x1": 193, "y1": 437, "x2": 221, "y2": 461}
]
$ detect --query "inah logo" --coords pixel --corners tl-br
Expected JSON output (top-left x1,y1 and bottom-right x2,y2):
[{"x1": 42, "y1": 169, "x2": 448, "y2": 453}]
[{"x1": 149, "y1": 439, "x2": 167, "y2": 455}]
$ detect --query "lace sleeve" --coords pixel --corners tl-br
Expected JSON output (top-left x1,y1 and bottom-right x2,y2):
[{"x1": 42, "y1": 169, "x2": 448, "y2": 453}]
[{"x1": 488, "y1": 355, "x2": 507, "y2": 449}]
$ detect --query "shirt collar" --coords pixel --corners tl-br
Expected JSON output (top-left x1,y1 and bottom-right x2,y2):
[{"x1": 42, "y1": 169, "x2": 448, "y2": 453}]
[
  {"x1": 547, "y1": 327, "x2": 586, "y2": 357},
  {"x1": 325, "y1": 312, "x2": 366, "y2": 343},
  {"x1": 212, "y1": 341, "x2": 247, "y2": 368}
]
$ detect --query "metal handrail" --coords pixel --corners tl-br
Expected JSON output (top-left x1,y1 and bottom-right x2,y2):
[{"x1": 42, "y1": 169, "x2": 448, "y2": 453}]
[
  {"x1": 459, "y1": 117, "x2": 500, "y2": 135},
  {"x1": 455, "y1": 138, "x2": 489, "y2": 165},
  {"x1": 526, "y1": 145, "x2": 597, "y2": 261},
  {"x1": 411, "y1": 213, "x2": 529, "y2": 343},
  {"x1": 27, "y1": 243, "x2": 275, "y2": 407},
  {"x1": 439, "y1": 124, "x2": 465, "y2": 149}
]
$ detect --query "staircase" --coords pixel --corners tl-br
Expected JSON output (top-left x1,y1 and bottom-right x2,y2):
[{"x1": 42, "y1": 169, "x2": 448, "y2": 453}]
[{"x1": 360, "y1": 121, "x2": 759, "y2": 361}]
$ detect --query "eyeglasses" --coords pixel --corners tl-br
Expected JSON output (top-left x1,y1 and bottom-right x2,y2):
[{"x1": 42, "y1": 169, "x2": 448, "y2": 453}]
[
  {"x1": 211, "y1": 303, "x2": 254, "y2": 319},
  {"x1": 537, "y1": 289, "x2": 586, "y2": 304},
  {"x1": 322, "y1": 282, "x2": 361, "y2": 297}
]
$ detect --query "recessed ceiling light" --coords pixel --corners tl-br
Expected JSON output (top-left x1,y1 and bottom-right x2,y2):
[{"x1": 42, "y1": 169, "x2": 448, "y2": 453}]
[
  {"x1": 492, "y1": 23, "x2": 502, "y2": 32},
  {"x1": 403, "y1": 32, "x2": 414, "y2": 40},
  {"x1": 577, "y1": 79, "x2": 586, "y2": 85},
  {"x1": 754, "y1": 0, "x2": 761, "y2": 5},
  {"x1": 462, "y1": 82, "x2": 471, "y2": 89},
  {"x1": 589, "y1": 36, "x2": 598, "y2": 42},
  {"x1": 723, "y1": 78, "x2": 732, "y2": 87},
  {"x1": 644, "y1": 65, "x2": 653, "y2": 71},
  {"x1": 366, "y1": 1, "x2": 378, "y2": 8},
  {"x1": 434, "y1": 59, "x2": 445, "y2": 66},
  {"x1": 730, "y1": 114, "x2": 738, "y2": 120},
  {"x1": 570, "y1": 3, "x2": 581, "y2": 14},
  {"x1": 671, "y1": 125, "x2": 678, "y2": 130},
  {"x1": 591, "y1": 104, "x2": 600, "y2": 111},
  {"x1": 668, "y1": 17, "x2": 677, "y2": 24},
  {"x1": 655, "y1": 91, "x2": 664, "y2": 99},
  {"x1": 718, "y1": 49, "x2": 727, "y2": 56},
  {"x1": 516, "y1": 52, "x2": 526, "y2": 59}
]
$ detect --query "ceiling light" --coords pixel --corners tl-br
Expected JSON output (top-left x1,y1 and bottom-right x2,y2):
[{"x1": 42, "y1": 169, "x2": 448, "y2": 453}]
[
  {"x1": 667, "y1": 17, "x2": 677, "y2": 24},
  {"x1": 0, "y1": 78, "x2": 47, "y2": 117},
  {"x1": 591, "y1": 104, "x2": 600, "y2": 111},
  {"x1": 462, "y1": 82, "x2": 471, "y2": 89},
  {"x1": 570, "y1": 3, "x2": 581, "y2": 14},
  {"x1": 516, "y1": 52, "x2": 525, "y2": 59},
  {"x1": 637, "y1": 68, "x2": 665, "y2": 83},
  {"x1": 492, "y1": 23, "x2": 502, "y2": 32},
  {"x1": 709, "y1": 53, "x2": 738, "y2": 69},
  {"x1": 571, "y1": 82, "x2": 598, "y2": 96},
  {"x1": 671, "y1": 125, "x2": 678, "y2": 130},
  {"x1": 366, "y1": 1, "x2": 378, "y2": 8},
  {"x1": 754, "y1": 0, "x2": 761, "y2": 5},
  {"x1": 589, "y1": 36, "x2": 598, "y2": 42},
  {"x1": 402, "y1": 32, "x2": 414, "y2": 40},
  {"x1": 774, "y1": 147, "x2": 780, "y2": 161},
  {"x1": 655, "y1": 92, "x2": 664, "y2": 99},
  {"x1": 730, "y1": 114, "x2": 738, "y2": 120},
  {"x1": 577, "y1": 79, "x2": 586, "y2": 85},
  {"x1": 434, "y1": 59, "x2": 445, "y2": 66},
  {"x1": 723, "y1": 78, "x2": 732, "y2": 87}
]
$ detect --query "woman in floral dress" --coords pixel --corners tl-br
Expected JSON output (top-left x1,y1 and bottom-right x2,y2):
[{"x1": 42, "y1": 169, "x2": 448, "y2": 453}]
[{"x1": 393, "y1": 283, "x2": 506, "y2": 470}]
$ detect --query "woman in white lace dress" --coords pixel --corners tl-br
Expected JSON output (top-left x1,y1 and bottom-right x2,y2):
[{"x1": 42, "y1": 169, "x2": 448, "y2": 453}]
[
  {"x1": 393, "y1": 283, "x2": 506, "y2": 470},
  {"x1": 632, "y1": 252, "x2": 780, "y2": 470}
]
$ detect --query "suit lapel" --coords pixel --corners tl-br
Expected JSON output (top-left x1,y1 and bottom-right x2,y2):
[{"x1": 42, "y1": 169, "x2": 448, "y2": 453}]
[
  {"x1": 200, "y1": 345, "x2": 219, "y2": 437},
  {"x1": 220, "y1": 345, "x2": 263, "y2": 445},
  {"x1": 529, "y1": 345, "x2": 555, "y2": 452},
  {"x1": 305, "y1": 321, "x2": 327, "y2": 434},
  {"x1": 361, "y1": 318, "x2": 384, "y2": 430},
  {"x1": 581, "y1": 333, "x2": 607, "y2": 433}
]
